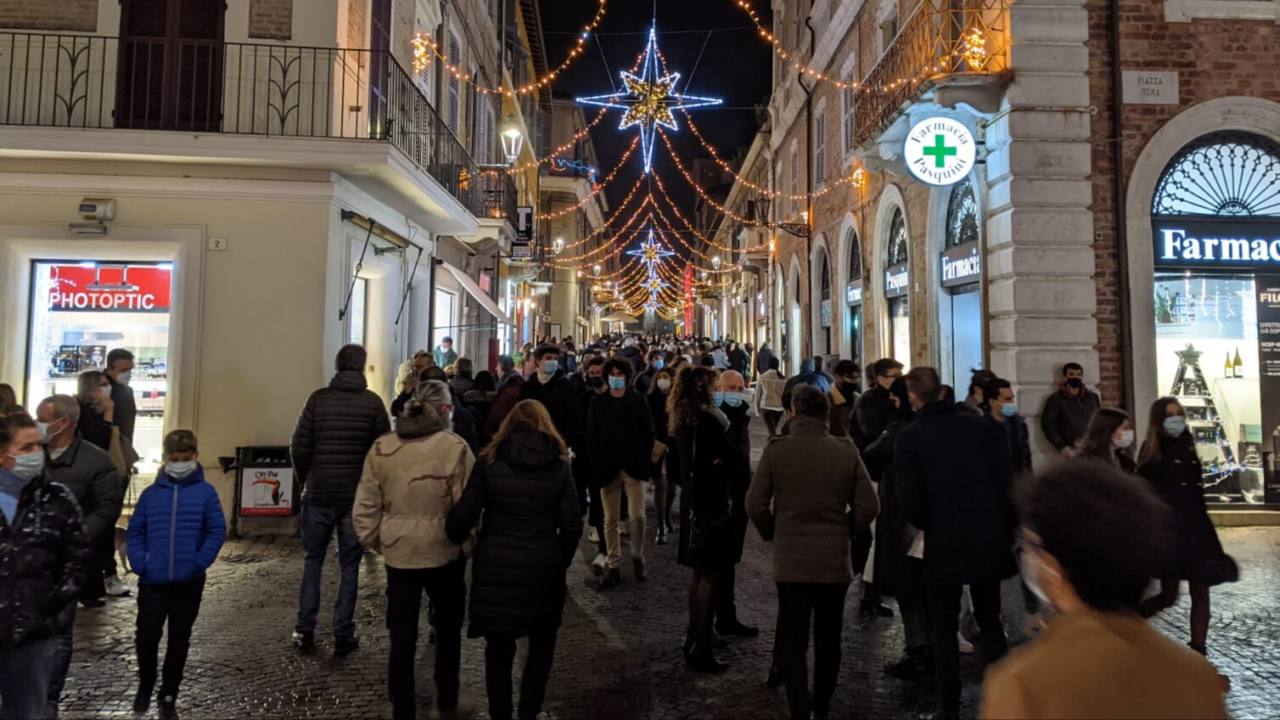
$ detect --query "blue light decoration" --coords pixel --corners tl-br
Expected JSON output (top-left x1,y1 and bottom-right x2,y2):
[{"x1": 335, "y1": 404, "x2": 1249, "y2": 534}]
[
  {"x1": 576, "y1": 25, "x2": 722, "y2": 174},
  {"x1": 626, "y1": 226, "x2": 674, "y2": 310},
  {"x1": 549, "y1": 157, "x2": 598, "y2": 182}
]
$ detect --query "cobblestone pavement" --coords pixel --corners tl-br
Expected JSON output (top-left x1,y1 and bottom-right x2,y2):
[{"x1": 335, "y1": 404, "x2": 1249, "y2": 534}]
[{"x1": 58, "y1": 424, "x2": 1280, "y2": 719}]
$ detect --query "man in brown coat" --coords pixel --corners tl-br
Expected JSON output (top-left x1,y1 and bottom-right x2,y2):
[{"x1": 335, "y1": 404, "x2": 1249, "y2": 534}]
[{"x1": 747, "y1": 385, "x2": 880, "y2": 720}]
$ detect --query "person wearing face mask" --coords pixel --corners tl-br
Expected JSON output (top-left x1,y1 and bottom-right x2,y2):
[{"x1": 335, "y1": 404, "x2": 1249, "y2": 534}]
[
  {"x1": 713, "y1": 370, "x2": 759, "y2": 638},
  {"x1": 125, "y1": 429, "x2": 225, "y2": 718},
  {"x1": 519, "y1": 345, "x2": 578, "y2": 445},
  {"x1": 828, "y1": 360, "x2": 862, "y2": 439},
  {"x1": 0, "y1": 413, "x2": 89, "y2": 720},
  {"x1": 852, "y1": 359, "x2": 904, "y2": 449},
  {"x1": 104, "y1": 348, "x2": 137, "y2": 445},
  {"x1": 634, "y1": 349, "x2": 667, "y2": 396},
  {"x1": 354, "y1": 380, "x2": 474, "y2": 720},
  {"x1": 648, "y1": 367, "x2": 678, "y2": 545},
  {"x1": 1039, "y1": 362, "x2": 1101, "y2": 456},
  {"x1": 572, "y1": 356, "x2": 609, "y2": 573},
  {"x1": 981, "y1": 460, "x2": 1229, "y2": 720},
  {"x1": 1136, "y1": 397, "x2": 1238, "y2": 662},
  {"x1": 1076, "y1": 408, "x2": 1137, "y2": 473},
  {"x1": 74, "y1": 370, "x2": 116, "y2": 453},
  {"x1": 984, "y1": 379, "x2": 1033, "y2": 477},
  {"x1": 893, "y1": 367, "x2": 1016, "y2": 720},
  {"x1": 586, "y1": 359, "x2": 655, "y2": 589}
]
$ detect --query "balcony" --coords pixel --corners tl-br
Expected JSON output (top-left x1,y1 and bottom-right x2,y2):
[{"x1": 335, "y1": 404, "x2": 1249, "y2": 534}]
[
  {"x1": 0, "y1": 33, "x2": 483, "y2": 219},
  {"x1": 852, "y1": 0, "x2": 1010, "y2": 149},
  {"x1": 478, "y1": 170, "x2": 517, "y2": 225}
]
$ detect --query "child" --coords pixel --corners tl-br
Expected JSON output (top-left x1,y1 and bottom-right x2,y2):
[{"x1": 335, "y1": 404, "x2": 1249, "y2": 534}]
[{"x1": 126, "y1": 430, "x2": 225, "y2": 717}]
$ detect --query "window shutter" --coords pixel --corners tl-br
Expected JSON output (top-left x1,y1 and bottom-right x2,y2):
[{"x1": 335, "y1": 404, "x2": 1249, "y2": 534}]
[
  {"x1": 815, "y1": 112, "x2": 827, "y2": 186},
  {"x1": 447, "y1": 32, "x2": 461, "y2": 132},
  {"x1": 842, "y1": 85, "x2": 855, "y2": 154}
]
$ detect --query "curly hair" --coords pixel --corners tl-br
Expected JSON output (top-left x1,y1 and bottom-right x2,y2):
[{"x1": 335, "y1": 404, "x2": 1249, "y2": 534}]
[{"x1": 668, "y1": 366, "x2": 717, "y2": 436}]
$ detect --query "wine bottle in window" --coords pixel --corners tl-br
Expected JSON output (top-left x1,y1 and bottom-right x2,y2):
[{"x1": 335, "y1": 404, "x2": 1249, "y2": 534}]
[
  {"x1": 1226, "y1": 352, "x2": 1234, "y2": 379},
  {"x1": 1234, "y1": 347, "x2": 1244, "y2": 378}
]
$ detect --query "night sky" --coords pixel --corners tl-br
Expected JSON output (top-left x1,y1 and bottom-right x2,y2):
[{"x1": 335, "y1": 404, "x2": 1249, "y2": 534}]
[{"x1": 537, "y1": 0, "x2": 773, "y2": 240}]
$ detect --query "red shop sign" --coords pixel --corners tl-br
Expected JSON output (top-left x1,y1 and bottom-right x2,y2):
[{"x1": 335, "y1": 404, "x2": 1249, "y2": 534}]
[{"x1": 48, "y1": 264, "x2": 171, "y2": 312}]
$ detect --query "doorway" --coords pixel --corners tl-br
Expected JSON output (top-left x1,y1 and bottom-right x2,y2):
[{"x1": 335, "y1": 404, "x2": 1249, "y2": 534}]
[{"x1": 117, "y1": 0, "x2": 225, "y2": 131}]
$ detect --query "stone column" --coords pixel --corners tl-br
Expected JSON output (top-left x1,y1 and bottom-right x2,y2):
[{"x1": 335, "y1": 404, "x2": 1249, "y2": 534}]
[{"x1": 985, "y1": 0, "x2": 1097, "y2": 465}]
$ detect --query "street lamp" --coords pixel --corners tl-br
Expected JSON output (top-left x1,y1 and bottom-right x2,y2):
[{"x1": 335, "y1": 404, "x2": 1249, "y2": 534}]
[
  {"x1": 553, "y1": 237, "x2": 564, "y2": 255},
  {"x1": 593, "y1": 263, "x2": 602, "y2": 276},
  {"x1": 500, "y1": 116, "x2": 523, "y2": 165},
  {"x1": 712, "y1": 255, "x2": 722, "y2": 270}
]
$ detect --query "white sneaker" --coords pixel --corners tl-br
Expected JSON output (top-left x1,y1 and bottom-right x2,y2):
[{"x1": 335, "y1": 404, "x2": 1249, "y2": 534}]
[
  {"x1": 105, "y1": 575, "x2": 131, "y2": 597},
  {"x1": 957, "y1": 632, "x2": 975, "y2": 655},
  {"x1": 587, "y1": 527, "x2": 600, "y2": 544},
  {"x1": 590, "y1": 552, "x2": 607, "y2": 577}
]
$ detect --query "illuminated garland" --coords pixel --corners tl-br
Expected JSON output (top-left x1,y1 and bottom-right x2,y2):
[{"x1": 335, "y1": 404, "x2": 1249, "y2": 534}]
[
  {"x1": 536, "y1": 135, "x2": 639, "y2": 220},
  {"x1": 577, "y1": 25, "x2": 722, "y2": 174},
  {"x1": 548, "y1": 177, "x2": 649, "y2": 255},
  {"x1": 416, "y1": 0, "x2": 608, "y2": 97},
  {"x1": 650, "y1": 173, "x2": 769, "y2": 256}
]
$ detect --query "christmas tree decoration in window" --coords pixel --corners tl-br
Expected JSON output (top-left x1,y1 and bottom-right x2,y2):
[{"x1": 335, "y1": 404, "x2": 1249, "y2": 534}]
[{"x1": 576, "y1": 25, "x2": 722, "y2": 174}]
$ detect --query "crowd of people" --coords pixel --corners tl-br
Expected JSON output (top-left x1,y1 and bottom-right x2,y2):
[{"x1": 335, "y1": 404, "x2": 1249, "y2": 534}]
[{"x1": 0, "y1": 333, "x2": 1241, "y2": 720}]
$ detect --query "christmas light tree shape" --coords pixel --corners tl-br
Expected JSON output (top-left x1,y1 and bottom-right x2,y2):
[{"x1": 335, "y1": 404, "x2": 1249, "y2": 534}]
[{"x1": 1169, "y1": 343, "x2": 1242, "y2": 497}]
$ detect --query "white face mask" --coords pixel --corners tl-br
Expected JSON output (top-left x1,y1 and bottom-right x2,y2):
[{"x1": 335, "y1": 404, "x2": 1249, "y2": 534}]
[
  {"x1": 165, "y1": 460, "x2": 198, "y2": 479},
  {"x1": 113, "y1": 371, "x2": 132, "y2": 387},
  {"x1": 656, "y1": 378, "x2": 672, "y2": 392},
  {"x1": 1114, "y1": 429, "x2": 1135, "y2": 449}
]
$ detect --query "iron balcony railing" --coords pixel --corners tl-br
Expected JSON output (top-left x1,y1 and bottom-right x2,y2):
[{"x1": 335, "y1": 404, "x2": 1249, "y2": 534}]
[
  {"x1": 852, "y1": 0, "x2": 1010, "y2": 149},
  {"x1": 478, "y1": 170, "x2": 517, "y2": 226},
  {"x1": 0, "y1": 33, "x2": 483, "y2": 216}
]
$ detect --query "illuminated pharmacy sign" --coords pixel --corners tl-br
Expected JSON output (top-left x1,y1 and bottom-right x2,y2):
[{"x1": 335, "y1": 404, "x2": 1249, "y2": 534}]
[{"x1": 1154, "y1": 218, "x2": 1280, "y2": 270}]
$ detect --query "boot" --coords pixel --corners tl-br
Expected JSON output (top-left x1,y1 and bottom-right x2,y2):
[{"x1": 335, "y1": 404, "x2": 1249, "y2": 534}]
[{"x1": 132, "y1": 683, "x2": 153, "y2": 714}]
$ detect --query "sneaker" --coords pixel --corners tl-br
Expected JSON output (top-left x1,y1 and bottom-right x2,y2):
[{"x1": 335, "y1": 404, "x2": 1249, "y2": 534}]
[
  {"x1": 599, "y1": 568, "x2": 622, "y2": 590},
  {"x1": 105, "y1": 575, "x2": 131, "y2": 597},
  {"x1": 655, "y1": 527, "x2": 668, "y2": 545},
  {"x1": 957, "y1": 632, "x2": 975, "y2": 655},
  {"x1": 590, "y1": 552, "x2": 607, "y2": 576},
  {"x1": 633, "y1": 557, "x2": 647, "y2": 583},
  {"x1": 291, "y1": 631, "x2": 315, "y2": 654},
  {"x1": 334, "y1": 636, "x2": 359, "y2": 658},
  {"x1": 587, "y1": 527, "x2": 600, "y2": 544}
]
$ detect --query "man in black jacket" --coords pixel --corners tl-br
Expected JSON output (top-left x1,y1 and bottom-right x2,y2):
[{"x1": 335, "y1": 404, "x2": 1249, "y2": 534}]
[
  {"x1": 38, "y1": 395, "x2": 122, "y2": 714},
  {"x1": 853, "y1": 358, "x2": 904, "y2": 449},
  {"x1": 714, "y1": 370, "x2": 758, "y2": 637},
  {"x1": 633, "y1": 348, "x2": 666, "y2": 396},
  {"x1": 984, "y1": 378, "x2": 1033, "y2": 476},
  {"x1": 1040, "y1": 362, "x2": 1101, "y2": 454},
  {"x1": 893, "y1": 367, "x2": 1015, "y2": 720},
  {"x1": 519, "y1": 345, "x2": 578, "y2": 441},
  {"x1": 290, "y1": 344, "x2": 390, "y2": 657},
  {"x1": 571, "y1": 356, "x2": 609, "y2": 574},
  {"x1": 0, "y1": 413, "x2": 89, "y2": 720},
  {"x1": 586, "y1": 358, "x2": 654, "y2": 589}
]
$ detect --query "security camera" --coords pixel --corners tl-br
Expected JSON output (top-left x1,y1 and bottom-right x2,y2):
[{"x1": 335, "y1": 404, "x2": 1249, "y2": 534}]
[{"x1": 78, "y1": 198, "x2": 116, "y2": 221}]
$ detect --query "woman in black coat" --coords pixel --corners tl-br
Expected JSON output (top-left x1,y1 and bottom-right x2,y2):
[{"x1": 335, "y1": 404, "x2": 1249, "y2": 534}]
[
  {"x1": 1136, "y1": 396, "x2": 1237, "y2": 657},
  {"x1": 1076, "y1": 407, "x2": 1139, "y2": 473},
  {"x1": 648, "y1": 367, "x2": 677, "y2": 543},
  {"x1": 446, "y1": 400, "x2": 582, "y2": 720},
  {"x1": 75, "y1": 370, "x2": 115, "y2": 452},
  {"x1": 670, "y1": 366, "x2": 734, "y2": 673}
]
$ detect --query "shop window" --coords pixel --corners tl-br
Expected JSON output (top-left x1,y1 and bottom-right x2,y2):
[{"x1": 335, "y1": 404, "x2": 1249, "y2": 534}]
[
  {"x1": 27, "y1": 262, "x2": 171, "y2": 505},
  {"x1": 1151, "y1": 131, "x2": 1280, "y2": 504},
  {"x1": 940, "y1": 180, "x2": 984, "y2": 387},
  {"x1": 348, "y1": 277, "x2": 368, "y2": 346},
  {"x1": 817, "y1": 250, "x2": 832, "y2": 355},
  {"x1": 946, "y1": 180, "x2": 981, "y2": 248},
  {"x1": 433, "y1": 288, "x2": 456, "y2": 353},
  {"x1": 846, "y1": 228, "x2": 863, "y2": 364},
  {"x1": 885, "y1": 207, "x2": 910, "y2": 364}
]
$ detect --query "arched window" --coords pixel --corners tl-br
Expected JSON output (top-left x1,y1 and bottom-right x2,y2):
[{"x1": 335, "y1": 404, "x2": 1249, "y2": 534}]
[
  {"x1": 946, "y1": 180, "x2": 980, "y2": 248},
  {"x1": 819, "y1": 251, "x2": 831, "y2": 301},
  {"x1": 887, "y1": 208, "x2": 909, "y2": 266},
  {"x1": 846, "y1": 228, "x2": 861, "y2": 282},
  {"x1": 1153, "y1": 131, "x2": 1280, "y2": 217}
]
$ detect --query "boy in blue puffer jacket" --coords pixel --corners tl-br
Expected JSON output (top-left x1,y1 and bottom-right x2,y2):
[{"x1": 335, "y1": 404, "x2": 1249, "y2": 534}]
[{"x1": 126, "y1": 429, "x2": 225, "y2": 718}]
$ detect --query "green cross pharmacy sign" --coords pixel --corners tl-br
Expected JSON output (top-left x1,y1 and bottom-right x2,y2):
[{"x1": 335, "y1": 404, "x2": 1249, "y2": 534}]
[{"x1": 904, "y1": 117, "x2": 976, "y2": 186}]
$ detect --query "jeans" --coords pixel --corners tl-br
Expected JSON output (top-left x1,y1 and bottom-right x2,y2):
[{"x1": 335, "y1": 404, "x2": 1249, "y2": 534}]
[
  {"x1": 927, "y1": 580, "x2": 1008, "y2": 715},
  {"x1": 386, "y1": 559, "x2": 466, "y2": 720},
  {"x1": 136, "y1": 575, "x2": 206, "y2": 699},
  {"x1": 601, "y1": 472, "x2": 645, "y2": 570},
  {"x1": 484, "y1": 629, "x2": 559, "y2": 720},
  {"x1": 777, "y1": 582, "x2": 849, "y2": 720},
  {"x1": 46, "y1": 606, "x2": 75, "y2": 717},
  {"x1": 295, "y1": 502, "x2": 363, "y2": 640},
  {"x1": 0, "y1": 636, "x2": 58, "y2": 720}
]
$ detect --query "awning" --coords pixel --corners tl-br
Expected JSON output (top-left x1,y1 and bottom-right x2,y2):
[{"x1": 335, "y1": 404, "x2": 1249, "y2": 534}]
[{"x1": 438, "y1": 261, "x2": 512, "y2": 325}]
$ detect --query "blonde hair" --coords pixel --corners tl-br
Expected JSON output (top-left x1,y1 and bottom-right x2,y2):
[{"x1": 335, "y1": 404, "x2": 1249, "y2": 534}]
[{"x1": 481, "y1": 399, "x2": 569, "y2": 464}]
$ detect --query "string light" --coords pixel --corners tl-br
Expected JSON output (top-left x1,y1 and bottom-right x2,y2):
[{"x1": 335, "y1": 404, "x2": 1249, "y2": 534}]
[
  {"x1": 418, "y1": 0, "x2": 608, "y2": 97},
  {"x1": 651, "y1": 171, "x2": 768, "y2": 256},
  {"x1": 535, "y1": 135, "x2": 639, "y2": 220},
  {"x1": 577, "y1": 25, "x2": 722, "y2": 174},
  {"x1": 547, "y1": 177, "x2": 649, "y2": 255},
  {"x1": 656, "y1": 129, "x2": 763, "y2": 227}
]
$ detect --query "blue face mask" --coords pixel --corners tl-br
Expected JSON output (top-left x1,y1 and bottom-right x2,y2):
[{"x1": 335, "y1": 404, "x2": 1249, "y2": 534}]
[
  {"x1": 1163, "y1": 415, "x2": 1187, "y2": 437},
  {"x1": 723, "y1": 392, "x2": 745, "y2": 408},
  {"x1": 541, "y1": 360, "x2": 559, "y2": 375},
  {"x1": 607, "y1": 376, "x2": 626, "y2": 391},
  {"x1": 713, "y1": 391, "x2": 725, "y2": 406},
  {"x1": 9, "y1": 451, "x2": 44, "y2": 481},
  {"x1": 1000, "y1": 402, "x2": 1018, "y2": 418},
  {"x1": 653, "y1": 358, "x2": 665, "y2": 370}
]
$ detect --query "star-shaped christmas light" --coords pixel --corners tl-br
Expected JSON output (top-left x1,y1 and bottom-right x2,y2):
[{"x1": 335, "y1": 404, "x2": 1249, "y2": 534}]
[
  {"x1": 626, "y1": 227, "x2": 675, "y2": 269},
  {"x1": 576, "y1": 25, "x2": 722, "y2": 173}
]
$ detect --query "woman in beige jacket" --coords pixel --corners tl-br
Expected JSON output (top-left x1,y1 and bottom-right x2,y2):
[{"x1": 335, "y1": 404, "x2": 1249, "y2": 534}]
[{"x1": 353, "y1": 380, "x2": 475, "y2": 720}]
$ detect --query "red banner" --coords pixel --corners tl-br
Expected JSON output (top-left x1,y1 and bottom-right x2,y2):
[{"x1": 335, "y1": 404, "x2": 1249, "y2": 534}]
[{"x1": 48, "y1": 264, "x2": 171, "y2": 312}]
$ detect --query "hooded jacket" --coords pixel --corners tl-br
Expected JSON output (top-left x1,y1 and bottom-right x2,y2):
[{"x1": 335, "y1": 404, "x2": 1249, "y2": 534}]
[
  {"x1": 0, "y1": 472, "x2": 88, "y2": 648},
  {"x1": 291, "y1": 371, "x2": 391, "y2": 510},
  {"x1": 446, "y1": 428, "x2": 582, "y2": 638},
  {"x1": 127, "y1": 465, "x2": 226, "y2": 585},
  {"x1": 352, "y1": 409, "x2": 475, "y2": 569}
]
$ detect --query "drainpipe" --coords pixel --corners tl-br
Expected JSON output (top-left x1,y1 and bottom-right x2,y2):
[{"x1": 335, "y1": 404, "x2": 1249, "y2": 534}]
[
  {"x1": 800, "y1": 14, "x2": 817, "y2": 359},
  {"x1": 1109, "y1": 0, "x2": 1134, "y2": 414}
]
